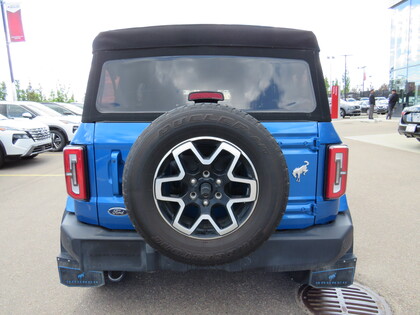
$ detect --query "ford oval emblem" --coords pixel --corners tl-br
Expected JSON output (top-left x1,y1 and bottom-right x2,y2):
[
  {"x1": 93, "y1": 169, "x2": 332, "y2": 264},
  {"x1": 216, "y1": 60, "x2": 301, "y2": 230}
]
[{"x1": 108, "y1": 207, "x2": 128, "y2": 216}]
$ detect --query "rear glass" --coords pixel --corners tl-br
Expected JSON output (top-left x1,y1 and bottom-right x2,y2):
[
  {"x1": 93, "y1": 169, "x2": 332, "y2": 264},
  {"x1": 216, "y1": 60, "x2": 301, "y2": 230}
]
[{"x1": 96, "y1": 56, "x2": 316, "y2": 113}]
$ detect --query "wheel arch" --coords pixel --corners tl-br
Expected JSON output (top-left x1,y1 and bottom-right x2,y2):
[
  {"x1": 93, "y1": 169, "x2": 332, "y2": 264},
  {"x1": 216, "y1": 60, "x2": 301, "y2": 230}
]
[
  {"x1": 0, "y1": 139, "x2": 7, "y2": 156},
  {"x1": 49, "y1": 126, "x2": 69, "y2": 143}
]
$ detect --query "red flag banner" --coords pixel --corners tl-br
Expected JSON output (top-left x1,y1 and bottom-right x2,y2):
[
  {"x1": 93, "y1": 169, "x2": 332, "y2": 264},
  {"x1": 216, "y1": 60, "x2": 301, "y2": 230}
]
[{"x1": 6, "y1": 3, "x2": 25, "y2": 42}]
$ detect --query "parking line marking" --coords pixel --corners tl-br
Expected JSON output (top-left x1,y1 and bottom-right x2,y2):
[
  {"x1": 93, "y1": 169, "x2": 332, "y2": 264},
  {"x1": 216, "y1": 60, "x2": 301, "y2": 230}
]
[{"x1": 0, "y1": 174, "x2": 64, "y2": 177}]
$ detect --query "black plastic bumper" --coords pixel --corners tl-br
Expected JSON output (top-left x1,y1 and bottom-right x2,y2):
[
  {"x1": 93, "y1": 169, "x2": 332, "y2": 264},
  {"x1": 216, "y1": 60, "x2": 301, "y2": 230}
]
[
  {"x1": 58, "y1": 210, "x2": 355, "y2": 274},
  {"x1": 398, "y1": 124, "x2": 420, "y2": 139}
]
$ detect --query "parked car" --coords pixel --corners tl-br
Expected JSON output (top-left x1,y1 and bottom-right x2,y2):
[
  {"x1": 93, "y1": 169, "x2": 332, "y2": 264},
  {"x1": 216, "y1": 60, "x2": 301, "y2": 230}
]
[
  {"x1": 0, "y1": 101, "x2": 80, "y2": 151},
  {"x1": 398, "y1": 104, "x2": 420, "y2": 142},
  {"x1": 0, "y1": 113, "x2": 51, "y2": 168},
  {"x1": 57, "y1": 25, "x2": 356, "y2": 288},
  {"x1": 375, "y1": 100, "x2": 388, "y2": 115},
  {"x1": 359, "y1": 100, "x2": 370, "y2": 113},
  {"x1": 71, "y1": 103, "x2": 84, "y2": 109},
  {"x1": 362, "y1": 99, "x2": 388, "y2": 116},
  {"x1": 42, "y1": 102, "x2": 82, "y2": 116},
  {"x1": 340, "y1": 99, "x2": 361, "y2": 118}
]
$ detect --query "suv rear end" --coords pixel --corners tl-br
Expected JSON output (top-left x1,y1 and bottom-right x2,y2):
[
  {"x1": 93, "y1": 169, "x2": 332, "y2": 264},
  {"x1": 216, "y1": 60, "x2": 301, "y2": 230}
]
[{"x1": 57, "y1": 25, "x2": 356, "y2": 288}]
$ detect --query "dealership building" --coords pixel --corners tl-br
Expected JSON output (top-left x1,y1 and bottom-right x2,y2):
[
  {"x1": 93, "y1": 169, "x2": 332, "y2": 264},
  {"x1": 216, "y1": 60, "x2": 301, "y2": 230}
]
[{"x1": 389, "y1": 0, "x2": 420, "y2": 107}]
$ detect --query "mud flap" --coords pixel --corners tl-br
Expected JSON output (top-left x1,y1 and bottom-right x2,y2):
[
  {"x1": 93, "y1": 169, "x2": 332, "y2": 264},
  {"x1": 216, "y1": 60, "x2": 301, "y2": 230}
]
[
  {"x1": 309, "y1": 253, "x2": 357, "y2": 288},
  {"x1": 57, "y1": 257, "x2": 105, "y2": 287}
]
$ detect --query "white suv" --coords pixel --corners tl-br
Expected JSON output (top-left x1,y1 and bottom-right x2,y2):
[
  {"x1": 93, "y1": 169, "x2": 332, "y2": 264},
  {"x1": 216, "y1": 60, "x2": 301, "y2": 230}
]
[
  {"x1": 0, "y1": 101, "x2": 81, "y2": 151},
  {"x1": 0, "y1": 114, "x2": 52, "y2": 168}
]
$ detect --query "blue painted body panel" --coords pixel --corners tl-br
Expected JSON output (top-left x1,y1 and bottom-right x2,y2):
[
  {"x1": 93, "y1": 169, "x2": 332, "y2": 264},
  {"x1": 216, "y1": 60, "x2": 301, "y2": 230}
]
[
  {"x1": 68, "y1": 121, "x2": 345, "y2": 230},
  {"x1": 69, "y1": 123, "x2": 99, "y2": 225}
]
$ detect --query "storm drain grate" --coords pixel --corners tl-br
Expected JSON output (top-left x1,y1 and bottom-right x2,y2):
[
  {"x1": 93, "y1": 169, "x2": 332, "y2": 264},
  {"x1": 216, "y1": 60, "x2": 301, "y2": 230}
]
[{"x1": 299, "y1": 283, "x2": 392, "y2": 315}]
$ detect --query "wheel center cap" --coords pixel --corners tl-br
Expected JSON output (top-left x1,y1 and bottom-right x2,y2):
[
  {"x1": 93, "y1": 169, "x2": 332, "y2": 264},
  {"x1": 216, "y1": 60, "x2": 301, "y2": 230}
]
[{"x1": 200, "y1": 182, "x2": 212, "y2": 198}]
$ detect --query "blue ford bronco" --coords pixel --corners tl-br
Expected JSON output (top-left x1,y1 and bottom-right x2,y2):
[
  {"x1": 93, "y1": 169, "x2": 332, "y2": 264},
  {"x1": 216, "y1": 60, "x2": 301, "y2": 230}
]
[{"x1": 57, "y1": 25, "x2": 356, "y2": 287}]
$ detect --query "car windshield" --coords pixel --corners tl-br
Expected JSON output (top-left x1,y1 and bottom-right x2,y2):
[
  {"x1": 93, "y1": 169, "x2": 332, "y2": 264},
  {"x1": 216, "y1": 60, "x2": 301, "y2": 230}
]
[
  {"x1": 27, "y1": 103, "x2": 63, "y2": 117},
  {"x1": 60, "y1": 103, "x2": 83, "y2": 115},
  {"x1": 96, "y1": 55, "x2": 316, "y2": 113}
]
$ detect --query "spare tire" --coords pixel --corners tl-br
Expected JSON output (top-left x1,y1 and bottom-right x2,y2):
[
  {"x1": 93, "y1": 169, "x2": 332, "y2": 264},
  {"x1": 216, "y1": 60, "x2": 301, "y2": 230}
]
[{"x1": 123, "y1": 104, "x2": 289, "y2": 265}]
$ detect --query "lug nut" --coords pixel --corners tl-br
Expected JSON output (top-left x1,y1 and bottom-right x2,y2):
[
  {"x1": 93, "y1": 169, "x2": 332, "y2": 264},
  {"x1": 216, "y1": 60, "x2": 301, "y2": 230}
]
[
  {"x1": 203, "y1": 200, "x2": 209, "y2": 206},
  {"x1": 216, "y1": 179, "x2": 222, "y2": 185},
  {"x1": 190, "y1": 178, "x2": 197, "y2": 185}
]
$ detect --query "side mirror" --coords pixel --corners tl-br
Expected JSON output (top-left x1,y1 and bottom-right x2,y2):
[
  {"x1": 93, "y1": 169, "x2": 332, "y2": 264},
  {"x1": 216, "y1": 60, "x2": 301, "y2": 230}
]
[{"x1": 22, "y1": 112, "x2": 33, "y2": 119}]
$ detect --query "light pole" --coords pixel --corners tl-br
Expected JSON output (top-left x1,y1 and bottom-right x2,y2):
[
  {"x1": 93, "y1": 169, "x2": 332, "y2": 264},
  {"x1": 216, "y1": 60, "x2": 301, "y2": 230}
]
[
  {"x1": 368, "y1": 76, "x2": 373, "y2": 90},
  {"x1": 341, "y1": 54, "x2": 352, "y2": 100},
  {"x1": 327, "y1": 56, "x2": 335, "y2": 88},
  {"x1": 1, "y1": 0, "x2": 15, "y2": 84},
  {"x1": 358, "y1": 66, "x2": 366, "y2": 97}
]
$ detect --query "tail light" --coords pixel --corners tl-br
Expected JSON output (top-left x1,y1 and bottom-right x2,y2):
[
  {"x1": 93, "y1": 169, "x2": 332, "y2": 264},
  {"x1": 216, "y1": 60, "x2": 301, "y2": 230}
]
[
  {"x1": 63, "y1": 146, "x2": 88, "y2": 200},
  {"x1": 325, "y1": 145, "x2": 348, "y2": 199}
]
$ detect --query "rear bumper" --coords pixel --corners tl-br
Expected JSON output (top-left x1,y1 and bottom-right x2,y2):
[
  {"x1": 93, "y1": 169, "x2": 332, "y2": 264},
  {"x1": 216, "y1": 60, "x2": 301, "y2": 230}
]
[
  {"x1": 347, "y1": 110, "x2": 361, "y2": 116},
  {"x1": 58, "y1": 210, "x2": 355, "y2": 274},
  {"x1": 398, "y1": 123, "x2": 420, "y2": 139},
  {"x1": 376, "y1": 108, "x2": 388, "y2": 114}
]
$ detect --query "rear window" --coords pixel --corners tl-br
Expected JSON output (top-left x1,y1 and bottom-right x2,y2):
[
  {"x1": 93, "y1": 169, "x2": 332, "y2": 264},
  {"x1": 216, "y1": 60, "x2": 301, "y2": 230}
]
[{"x1": 96, "y1": 56, "x2": 316, "y2": 113}]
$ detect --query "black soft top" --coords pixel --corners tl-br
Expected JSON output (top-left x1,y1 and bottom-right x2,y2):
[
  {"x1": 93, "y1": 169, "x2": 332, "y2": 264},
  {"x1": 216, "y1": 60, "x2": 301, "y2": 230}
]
[{"x1": 93, "y1": 24, "x2": 319, "y2": 52}]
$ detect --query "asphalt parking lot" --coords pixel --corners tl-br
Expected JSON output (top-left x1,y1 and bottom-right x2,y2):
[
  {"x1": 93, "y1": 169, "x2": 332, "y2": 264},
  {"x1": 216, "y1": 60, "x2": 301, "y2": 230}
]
[{"x1": 0, "y1": 116, "x2": 419, "y2": 314}]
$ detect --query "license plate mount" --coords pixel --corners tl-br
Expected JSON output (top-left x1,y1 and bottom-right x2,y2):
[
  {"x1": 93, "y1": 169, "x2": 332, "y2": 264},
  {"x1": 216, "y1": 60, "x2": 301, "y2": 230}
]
[{"x1": 406, "y1": 124, "x2": 417, "y2": 133}]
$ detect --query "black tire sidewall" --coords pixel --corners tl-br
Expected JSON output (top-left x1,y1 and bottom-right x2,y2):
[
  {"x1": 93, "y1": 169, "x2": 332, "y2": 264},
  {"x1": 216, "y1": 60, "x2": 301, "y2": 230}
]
[
  {"x1": 123, "y1": 104, "x2": 289, "y2": 265},
  {"x1": 0, "y1": 147, "x2": 4, "y2": 168},
  {"x1": 51, "y1": 130, "x2": 66, "y2": 152}
]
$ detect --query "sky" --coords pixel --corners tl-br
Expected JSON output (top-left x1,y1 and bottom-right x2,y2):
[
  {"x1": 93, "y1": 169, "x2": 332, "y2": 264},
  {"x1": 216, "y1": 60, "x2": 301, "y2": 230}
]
[{"x1": 0, "y1": 0, "x2": 393, "y2": 101}]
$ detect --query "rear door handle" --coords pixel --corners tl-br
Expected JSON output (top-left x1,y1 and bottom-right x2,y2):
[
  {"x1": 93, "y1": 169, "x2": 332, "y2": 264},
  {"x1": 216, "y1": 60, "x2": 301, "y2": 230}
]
[{"x1": 111, "y1": 151, "x2": 122, "y2": 196}]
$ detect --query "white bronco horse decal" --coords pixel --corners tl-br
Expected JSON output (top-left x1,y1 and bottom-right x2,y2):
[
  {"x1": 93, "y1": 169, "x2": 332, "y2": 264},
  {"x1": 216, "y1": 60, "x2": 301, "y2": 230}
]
[{"x1": 292, "y1": 161, "x2": 309, "y2": 182}]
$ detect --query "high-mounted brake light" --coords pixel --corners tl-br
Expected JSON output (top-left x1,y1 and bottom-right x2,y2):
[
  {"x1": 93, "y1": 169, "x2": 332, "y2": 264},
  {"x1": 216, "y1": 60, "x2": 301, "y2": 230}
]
[
  {"x1": 325, "y1": 145, "x2": 348, "y2": 200},
  {"x1": 188, "y1": 91, "x2": 224, "y2": 103},
  {"x1": 63, "y1": 146, "x2": 88, "y2": 200}
]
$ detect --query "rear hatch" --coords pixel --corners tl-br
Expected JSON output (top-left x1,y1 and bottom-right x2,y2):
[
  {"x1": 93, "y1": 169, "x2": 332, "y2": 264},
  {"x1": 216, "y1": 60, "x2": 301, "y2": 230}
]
[{"x1": 69, "y1": 53, "x2": 346, "y2": 230}]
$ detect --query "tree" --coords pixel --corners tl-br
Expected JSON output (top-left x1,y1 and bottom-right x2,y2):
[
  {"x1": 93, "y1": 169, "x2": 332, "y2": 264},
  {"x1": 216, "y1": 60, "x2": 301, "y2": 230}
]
[
  {"x1": 13, "y1": 81, "x2": 75, "y2": 103},
  {"x1": 379, "y1": 83, "x2": 389, "y2": 91},
  {"x1": 0, "y1": 81, "x2": 6, "y2": 100},
  {"x1": 324, "y1": 77, "x2": 330, "y2": 94},
  {"x1": 26, "y1": 83, "x2": 45, "y2": 102},
  {"x1": 15, "y1": 80, "x2": 26, "y2": 101},
  {"x1": 341, "y1": 71, "x2": 351, "y2": 97},
  {"x1": 49, "y1": 84, "x2": 75, "y2": 103},
  {"x1": 14, "y1": 81, "x2": 45, "y2": 101}
]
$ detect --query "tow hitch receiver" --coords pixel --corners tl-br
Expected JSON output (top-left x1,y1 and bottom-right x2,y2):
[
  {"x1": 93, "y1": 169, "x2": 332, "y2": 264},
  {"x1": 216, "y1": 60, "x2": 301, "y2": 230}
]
[
  {"x1": 309, "y1": 253, "x2": 357, "y2": 288},
  {"x1": 57, "y1": 257, "x2": 104, "y2": 287}
]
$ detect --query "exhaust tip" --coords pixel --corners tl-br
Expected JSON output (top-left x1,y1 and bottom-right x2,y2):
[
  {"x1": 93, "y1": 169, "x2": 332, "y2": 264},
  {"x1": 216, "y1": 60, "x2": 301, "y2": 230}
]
[{"x1": 107, "y1": 271, "x2": 126, "y2": 283}]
